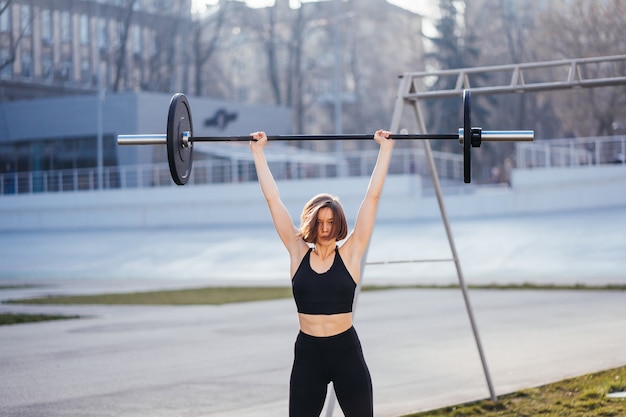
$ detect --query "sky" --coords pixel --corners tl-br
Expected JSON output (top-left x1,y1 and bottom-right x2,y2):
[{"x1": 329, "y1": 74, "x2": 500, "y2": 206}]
[
  {"x1": 192, "y1": 0, "x2": 438, "y2": 38},
  {"x1": 192, "y1": 0, "x2": 429, "y2": 15}
]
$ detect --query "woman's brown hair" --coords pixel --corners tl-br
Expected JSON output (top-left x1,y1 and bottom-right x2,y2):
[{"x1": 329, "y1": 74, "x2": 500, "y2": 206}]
[{"x1": 298, "y1": 193, "x2": 348, "y2": 243}]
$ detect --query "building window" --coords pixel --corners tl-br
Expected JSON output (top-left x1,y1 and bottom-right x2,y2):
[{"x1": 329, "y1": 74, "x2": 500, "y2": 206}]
[
  {"x1": 114, "y1": 21, "x2": 124, "y2": 47},
  {"x1": 148, "y1": 30, "x2": 157, "y2": 57},
  {"x1": 41, "y1": 9, "x2": 52, "y2": 43},
  {"x1": 81, "y1": 60, "x2": 91, "y2": 83},
  {"x1": 61, "y1": 11, "x2": 71, "y2": 41},
  {"x1": 0, "y1": 50, "x2": 12, "y2": 78},
  {"x1": 132, "y1": 26, "x2": 141, "y2": 55},
  {"x1": 21, "y1": 5, "x2": 31, "y2": 36},
  {"x1": 42, "y1": 55, "x2": 53, "y2": 81},
  {"x1": 98, "y1": 19, "x2": 107, "y2": 49},
  {"x1": 58, "y1": 60, "x2": 72, "y2": 81},
  {"x1": 21, "y1": 51, "x2": 32, "y2": 78},
  {"x1": 0, "y1": 6, "x2": 11, "y2": 32},
  {"x1": 80, "y1": 15, "x2": 89, "y2": 45}
]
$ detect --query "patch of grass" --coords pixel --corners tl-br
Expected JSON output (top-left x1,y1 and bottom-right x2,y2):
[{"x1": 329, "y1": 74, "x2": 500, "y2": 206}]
[
  {"x1": 0, "y1": 313, "x2": 80, "y2": 326},
  {"x1": 402, "y1": 366, "x2": 626, "y2": 417},
  {"x1": 3, "y1": 286, "x2": 295, "y2": 306},
  {"x1": 0, "y1": 284, "x2": 39, "y2": 290}
]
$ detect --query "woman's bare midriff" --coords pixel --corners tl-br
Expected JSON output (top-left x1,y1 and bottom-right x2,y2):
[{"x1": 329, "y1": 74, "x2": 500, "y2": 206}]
[{"x1": 298, "y1": 312, "x2": 353, "y2": 337}]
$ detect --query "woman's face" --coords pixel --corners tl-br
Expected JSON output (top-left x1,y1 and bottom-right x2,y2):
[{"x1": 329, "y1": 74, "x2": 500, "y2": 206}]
[{"x1": 316, "y1": 207, "x2": 335, "y2": 243}]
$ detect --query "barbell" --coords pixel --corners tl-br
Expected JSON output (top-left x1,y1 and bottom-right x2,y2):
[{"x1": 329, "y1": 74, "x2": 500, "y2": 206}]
[{"x1": 117, "y1": 90, "x2": 534, "y2": 184}]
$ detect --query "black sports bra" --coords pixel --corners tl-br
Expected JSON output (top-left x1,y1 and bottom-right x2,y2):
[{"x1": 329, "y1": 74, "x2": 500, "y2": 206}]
[{"x1": 291, "y1": 247, "x2": 356, "y2": 315}]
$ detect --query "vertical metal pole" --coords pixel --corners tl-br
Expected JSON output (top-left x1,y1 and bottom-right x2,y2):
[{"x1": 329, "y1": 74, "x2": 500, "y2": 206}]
[{"x1": 409, "y1": 99, "x2": 497, "y2": 402}]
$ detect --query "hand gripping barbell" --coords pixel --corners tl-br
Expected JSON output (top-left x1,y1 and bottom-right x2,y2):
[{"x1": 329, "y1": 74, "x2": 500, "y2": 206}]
[{"x1": 117, "y1": 90, "x2": 534, "y2": 184}]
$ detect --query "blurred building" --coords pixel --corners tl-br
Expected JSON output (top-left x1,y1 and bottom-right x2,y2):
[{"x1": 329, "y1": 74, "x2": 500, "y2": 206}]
[
  {"x1": 0, "y1": 92, "x2": 291, "y2": 187},
  {"x1": 0, "y1": 0, "x2": 425, "y2": 187},
  {"x1": 0, "y1": 0, "x2": 193, "y2": 101}
]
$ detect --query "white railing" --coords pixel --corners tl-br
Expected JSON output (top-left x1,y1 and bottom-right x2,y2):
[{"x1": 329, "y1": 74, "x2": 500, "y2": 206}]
[
  {"x1": 2, "y1": 136, "x2": 624, "y2": 196},
  {"x1": 516, "y1": 135, "x2": 626, "y2": 169},
  {"x1": 0, "y1": 147, "x2": 464, "y2": 195}
]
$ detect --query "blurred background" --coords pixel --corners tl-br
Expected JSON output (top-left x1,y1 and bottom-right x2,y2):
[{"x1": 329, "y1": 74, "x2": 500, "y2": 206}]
[
  {"x1": 0, "y1": 0, "x2": 624, "y2": 190},
  {"x1": 0, "y1": 0, "x2": 624, "y2": 284}
]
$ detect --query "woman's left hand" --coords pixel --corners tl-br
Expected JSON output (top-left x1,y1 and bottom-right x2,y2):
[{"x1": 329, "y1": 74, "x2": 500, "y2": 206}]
[{"x1": 249, "y1": 131, "x2": 268, "y2": 152}]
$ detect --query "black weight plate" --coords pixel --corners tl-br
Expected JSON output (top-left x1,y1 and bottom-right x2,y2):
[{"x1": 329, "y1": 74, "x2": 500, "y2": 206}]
[
  {"x1": 463, "y1": 90, "x2": 471, "y2": 183},
  {"x1": 167, "y1": 93, "x2": 193, "y2": 185}
]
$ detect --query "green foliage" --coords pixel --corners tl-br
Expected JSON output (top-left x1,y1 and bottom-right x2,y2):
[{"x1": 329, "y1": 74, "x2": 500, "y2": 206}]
[
  {"x1": 4, "y1": 283, "x2": 624, "y2": 306},
  {"x1": 0, "y1": 313, "x2": 80, "y2": 326},
  {"x1": 4, "y1": 286, "x2": 294, "y2": 306}
]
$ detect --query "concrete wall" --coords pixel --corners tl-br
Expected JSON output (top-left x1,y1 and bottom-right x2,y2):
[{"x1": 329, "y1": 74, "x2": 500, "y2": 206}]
[{"x1": 0, "y1": 165, "x2": 625, "y2": 231}]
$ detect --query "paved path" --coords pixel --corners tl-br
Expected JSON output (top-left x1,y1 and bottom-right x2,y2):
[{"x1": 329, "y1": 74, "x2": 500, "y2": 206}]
[{"x1": 1, "y1": 287, "x2": 625, "y2": 417}]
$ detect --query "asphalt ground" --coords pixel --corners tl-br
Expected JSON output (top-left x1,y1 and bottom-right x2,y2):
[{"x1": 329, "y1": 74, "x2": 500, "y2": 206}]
[{"x1": 1, "y1": 288, "x2": 625, "y2": 417}]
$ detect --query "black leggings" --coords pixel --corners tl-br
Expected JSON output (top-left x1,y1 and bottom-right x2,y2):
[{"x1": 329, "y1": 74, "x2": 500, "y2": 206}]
[{"x1": 289, "y1": 326, "x2": 373, "y2": 417}]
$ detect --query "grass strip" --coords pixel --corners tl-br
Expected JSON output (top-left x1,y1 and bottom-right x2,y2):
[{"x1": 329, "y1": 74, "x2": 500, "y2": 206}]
[
  {"x1": 402, "y1": 365, "x2": 626, "y2": 417},
  {"x1": 0, "y1": 313, "x2": 80, "y2": 326},
  {"x1": 3, "y1": 283, "x2": 625, "y2": 306},
  {"x1": 0, "y1": 284, "x2": 39, "y2": 290},
  {"x1": 3, "y1": 286, "x2": 294, "y2": 305}
]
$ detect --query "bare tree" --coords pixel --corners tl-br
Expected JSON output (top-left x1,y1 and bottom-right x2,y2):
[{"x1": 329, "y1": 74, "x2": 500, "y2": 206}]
[
  {"x1": 286, "y1": 4, "x2": 305, "y2": 133},
  {"x1": 266, "y1": 4, "x2": 283, "y2": 105},
  {"x1": 191, "y1": 2, "x2": 228, "y2": 96},
  {"x1": 536, "y1": 0, "x2": 626, "y2": 138},
  {"x1": 111, "y1": 0, "x2": 136, "y2": 92},
  {"x1": 425, "y1": 0, "x2": 482, "y2": 138},
  {"x1": 0, "y1": 1, "x2": 15, "y2": 75},
  {"x1": 0, "y1": 0, "x2": 35, "y2": 84},
  {"x1": 465, "y1": 0, "x2": 549, "y2": 180},
  {"x1": 247, "y1": 2, "x2": 286, "y2": 106}
]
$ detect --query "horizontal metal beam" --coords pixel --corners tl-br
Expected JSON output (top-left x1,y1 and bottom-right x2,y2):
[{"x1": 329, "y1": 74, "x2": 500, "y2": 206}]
[{"x1": 400, "y1": 54, "x2": 626, "y2": 99}]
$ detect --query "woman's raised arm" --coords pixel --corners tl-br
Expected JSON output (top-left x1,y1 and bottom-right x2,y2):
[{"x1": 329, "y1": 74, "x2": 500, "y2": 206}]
[
  {"x1": 250, "y1": 132, "x2": 303, "y2": 255},
  {"x1": 346, "y1": 130, "x2": 394, "y2": 258}
]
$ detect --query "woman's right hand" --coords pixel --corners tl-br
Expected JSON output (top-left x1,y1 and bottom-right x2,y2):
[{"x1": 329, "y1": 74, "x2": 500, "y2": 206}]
[
  {"x1": 250, "y1": 131, "x2": 268, "y2": 151},
  {"x1": 374, "y1": 129, "x2": 394, "y2": 149}
]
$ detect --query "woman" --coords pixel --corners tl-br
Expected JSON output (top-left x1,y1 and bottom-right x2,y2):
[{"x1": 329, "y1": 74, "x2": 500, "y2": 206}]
[{"x1": 249, "y1": 130, "x2": 394, "y2": 417}]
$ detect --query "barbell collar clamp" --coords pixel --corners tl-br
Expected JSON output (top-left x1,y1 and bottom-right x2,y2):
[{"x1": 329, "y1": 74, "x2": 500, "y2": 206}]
[{"x1": 182, "y1": 131, "x2": 191, "y2": 147}]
